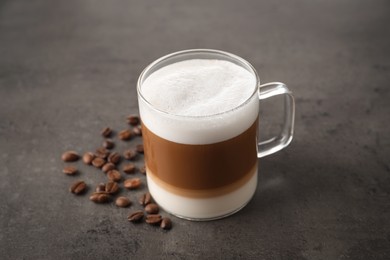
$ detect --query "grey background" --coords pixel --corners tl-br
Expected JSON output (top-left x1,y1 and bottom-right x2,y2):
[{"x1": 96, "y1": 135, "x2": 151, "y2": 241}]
[{"x1": 1, "y1": 0, "x2": 389, "y2": 259}]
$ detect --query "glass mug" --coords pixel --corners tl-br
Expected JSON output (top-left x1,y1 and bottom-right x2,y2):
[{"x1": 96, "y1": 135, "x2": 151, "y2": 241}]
[{"x1": 137, "y1": 49, "x2": 295, "y2": 220}]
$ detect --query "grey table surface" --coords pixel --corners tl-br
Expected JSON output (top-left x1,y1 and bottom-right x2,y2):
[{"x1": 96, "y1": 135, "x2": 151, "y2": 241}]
[{"x1": 1, "y1": 0, "x2": 389, "y2": 259}]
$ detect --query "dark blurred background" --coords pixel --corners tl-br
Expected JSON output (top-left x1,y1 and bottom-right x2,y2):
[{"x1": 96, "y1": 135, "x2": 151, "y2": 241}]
[{"x1": 0, "y1": 0, "x2": 389, "y2": 259}]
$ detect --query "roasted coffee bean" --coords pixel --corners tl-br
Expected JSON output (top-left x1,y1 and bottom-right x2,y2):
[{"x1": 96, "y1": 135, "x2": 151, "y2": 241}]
[
  {"x1": 89, "y1": 192, "x2": 111, "y2": 203},
  {"x1": 82, "y1": 152, "x2": 95, "y2": 165},
  {"x1": 123, "y1": 149, "x2": 137, "y2": 160},
  {"x1": 95, "y1": 183, "x2": 106, "y2": 192},
  {"x1": 124, "y1": 178, "x2": 141, "y2": 189},
  {"x1": 118, "y1": 129, "x2": 132, "y2": 140},
  {"x1": 92, "y1": 157, "x2": 106, "y2": 168},
  {"x1": 115, "y1": 196, "x2": 131, "y2": 207},
  {"x1": 145, "y1": 203, "x2": 159, "y2": 214},
  {"x1": 63, "y1": 166, "x2": 78, "y2": 175},
  {"x1": 62, "y1": 151, "x2": 80, "y2": 162},
  {"x1": 132, "y1": 126, "x2": 142, "y2": 136},
  {"x1": 136, "y1": 144, "x2": 144, "y2": 154},
  {"x1": 103, "y1": 139, "x2": 114, "y2": 149},
  {"x1": 108, "y1": 152, "x2": 121, "y2": 164},
  {"x1": 107, "y1": 170, "x2": 121, "y2": 182},
  {"x1": 128, "y1": 210, "x2": 144, "y2": 222},
  {"x1": 160, "y1": 218, "x2": 172, "y2": 230},
  {"x1": 96, "y1": 147, "x2": 110, "y2": 159},
  {"x1": 101, "y1": 127, "x2": 112, "y2": 137},
  {"x1": 139, "y1": 165, "x2": 146, "y2": 175},
  {"x1": 70, "y1": 180, "x2": 86, "y2": 194},
  {"x1": 127, "y1": 115, "x2": 140, "y2": 126},
  {"x1": 123, "y1": 163, "x2": 136, "y2": 174},
  {"x1": 105, "y1": 181, "x2": 119, "y2": 194},
  {"x1": 145, "y1": 214, "x2": 162, "y2": 225},
  {"x1": 102, "y1": 162, "x2": 116, "y2": 173},
  {"x1": 139, "y1": 192, "x2": 152, "y2": 206}
]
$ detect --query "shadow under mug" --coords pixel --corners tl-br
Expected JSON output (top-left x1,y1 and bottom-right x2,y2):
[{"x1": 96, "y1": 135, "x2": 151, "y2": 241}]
[{"x1": 137, "y1": 49, "x2": 295, "y2": 221}]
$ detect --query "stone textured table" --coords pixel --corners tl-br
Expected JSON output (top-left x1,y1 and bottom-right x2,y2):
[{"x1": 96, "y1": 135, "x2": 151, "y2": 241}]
[{"x1": 1, "y1": 0, "x2": 389, "y2": 259}]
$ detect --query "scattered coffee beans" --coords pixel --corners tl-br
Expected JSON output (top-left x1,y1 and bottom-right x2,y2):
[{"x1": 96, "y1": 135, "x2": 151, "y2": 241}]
[
  {"x1": 132, "y1": 126, "x2": 142, "y2": 136},
  {"x1": 82, "y1": 152, "x2": 95, "y2": 165},
  {"x1": 128, "y1": 210, "x2": 144, "y2": 222},
  {"x1": 62, "y1": 151, "x2": 80, "y2": 162},
  {"x1": 105, "y1": 181, "x2": 119, "y2": 194},
  {"x1": 118, "y1": 129, "x2": 132, "y2": 140},
  {"x1": 124, "y1": 178, "x2": 141, "y2": 189},
  {"x1": 127, "y1": 115, "x2": 140, "y2": 126},
  {"x1": 123, "y1": 149, "x2": 137, "y2": 160},
  {"x1": 107, "y1": 170, "x2": 121, "y2": 182},
  {"x1": 123, "y1": 163, "x2": 136, "y2": 174},
  {"x1": 96, "y1": 183, "x2": 106, "y2": 193},
  {"x1": 139, "y1": 165, "x2": 146, "y2": 175},
  {"x1": 101, "y1": 127, "x2": 112, "y2": 137},
  {"x1": 92, "y1": 157, "x2": 106, "y2": 168},
  {"x1": 96, "y1": 147, "x2": 110, "y2": 159},
  {"x1": 139, "y1": 192, "x2": 152, "y2": 206},
  {"x1": 70, "y1": 180, "x2": 87, "y2": 194},
  {"x1": 103, "y1": 139, "x2": 114, "y2": 149},
  {"x1": 136, "y1": 144, "x2": 144, "y2": 153},
  {"x1": 115, "y1": 196, "x2": 131, "y2": 207},
  {"x1": 102, "y1": 162, "x2": 116, "y2": 173},
  {"x1": 160, "y1": 218, "x2": 172, "y2": 230},
  {"x1": 145, "y1": 203, "x2": 159, "y2": 214},
  {"x1": 90, "y1": 192, "x2": 111, "y2": 203},
  {"x1": 108, "y1": 152, "x2": 121, "y2": 164},
  {"x1": 145, "y1": 214, "x2": 162, "y2": 225},
  {"x1": 63, "y1": 166, "x2": 78, "y2": 175}
]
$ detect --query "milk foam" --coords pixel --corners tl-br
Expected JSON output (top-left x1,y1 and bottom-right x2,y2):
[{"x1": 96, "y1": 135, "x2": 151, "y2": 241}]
[
  {"x1": 139, "y1": 59, "x2": 259, "y2": 144},
  {"x1": 141, "y1": 59, "x2": 256, "y2": 116}
]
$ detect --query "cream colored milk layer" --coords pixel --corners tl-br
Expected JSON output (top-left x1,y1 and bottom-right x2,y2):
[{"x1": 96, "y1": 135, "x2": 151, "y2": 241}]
[
  {"x1": 146, "y1": 165, "x2": 258, "y2": 220},
  {"x1": 139, "y1": 59, "x2": 258, "y2": 145}
]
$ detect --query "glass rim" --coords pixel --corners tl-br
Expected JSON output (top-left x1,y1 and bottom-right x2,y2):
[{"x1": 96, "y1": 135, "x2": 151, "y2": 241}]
[{"x1": 137, "y1": 48, "x2": 260, "y2": 119}]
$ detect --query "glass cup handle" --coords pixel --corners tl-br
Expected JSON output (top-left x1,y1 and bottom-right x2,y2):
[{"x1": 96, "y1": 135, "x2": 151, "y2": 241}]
[{"x1": 257, "y1": 82, "x2": 295, "y2": 158}]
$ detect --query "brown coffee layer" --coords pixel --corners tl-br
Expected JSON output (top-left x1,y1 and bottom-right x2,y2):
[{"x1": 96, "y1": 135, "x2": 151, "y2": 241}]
[
  {"x1": 142, "y1": 120, "x2": 258, "y2": 191},
  {"x1": 147, "y1": 162, "x2": 257, "y2": 198}
]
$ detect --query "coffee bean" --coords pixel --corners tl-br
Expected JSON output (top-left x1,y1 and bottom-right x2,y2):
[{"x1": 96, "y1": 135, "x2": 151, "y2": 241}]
[
  {"x1": 124, "y1": 178, "x2": 141, "y2": 189},
  {"x1": 95, "y1": 183, "x2": 106, "y2": 192},
  {"x1": 92, "y1": 157, "x2": 106, "y2": 168},
  {"x1": 101, "y1": 127, "x2": 112, "y2": 137},
  {"x1": 62, "y1": 151, "x2": 80, "y2": 162},
  {"x1": 145, "y1": 214, "x2": 162, "y2": 225},
  {"x1": 103, "y1": 139, "x2": 114, "y2": 149},
  {"x1": 105, "y1": 181, "x2": 119, "y2": 194},
  {"x1": 160, "y1": 218, "x2": 172, "y2": 230},
  {"x1": 89, "y1": 192, "x2": 111, "y2": 203},
  {"x1": 139, "y1": 165, "x2": 146, "y2": 175},
  {"x1": 136, "y1": 144, "x2": 144, "y2": 154},
  {"x1": 70, "y1": 181, "x2": 87, "y2": 194},
  {"x1": 123, "y1": 149, "x2": 137, "y2": 160},
  {"x1": 118, "y1": 129, "x2": 132, "y2": 140},
  {"x1": 108, "y1": 152, "x2": 121, "y2": 164},
  {"x1": 63, "y1": 166, "x2": 78, "y2": 175},
  {"x1": 127, "y1": 115, "x2": 140, "y2": 126},
  {"x1": 96, "y1": 147, "x2": 109, "y2": 159},
  {"x1": 107, "y1": 170, "x2": 121, "y2": 182},
  {"x1": 115, "y1": 196, "x2": 131, "y2": 207},
  {"x1": 82, "y1": 152, "x2": 95, "y2": 165},
  {"x1": 128, "y1": 210, "x2": 144, "y2": 222},
  {"x1": 123, "y1": 163, "x2": 136, "y2": 174},
  {"x1": 139, "y1": 192, "x2": 152, "y2": 206},
  {"x1": 132, "y1": 126, "x2": 142, "y2": 136},
  {"x1": 145, "y1": 203, "x2": 159, "y2": 214},
  {"x1": 102, "y1": 162, "x2": 116, "y2": 173}
]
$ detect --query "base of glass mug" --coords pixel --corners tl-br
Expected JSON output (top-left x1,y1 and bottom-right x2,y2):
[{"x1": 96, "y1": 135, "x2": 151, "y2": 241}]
[{"x1": 146, "y1": 171, "x2": 258, "y2": 221}]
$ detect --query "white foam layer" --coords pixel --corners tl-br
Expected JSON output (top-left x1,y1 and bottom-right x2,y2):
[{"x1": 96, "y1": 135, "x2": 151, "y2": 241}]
[
  {"x1": 139, "y1": 59, "x2": 259, "y2": 144},
  {"x1": 146, "y1": 170, "x2": 258, "y2": 220}
]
